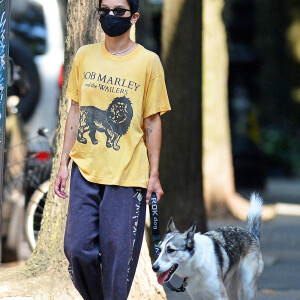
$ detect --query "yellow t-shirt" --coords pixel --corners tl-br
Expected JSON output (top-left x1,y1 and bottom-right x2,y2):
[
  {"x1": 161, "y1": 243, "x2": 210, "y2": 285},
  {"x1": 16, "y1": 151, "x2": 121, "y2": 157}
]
[{"x1": 66, "y1": 42, "x2": 171, "y2": 188}]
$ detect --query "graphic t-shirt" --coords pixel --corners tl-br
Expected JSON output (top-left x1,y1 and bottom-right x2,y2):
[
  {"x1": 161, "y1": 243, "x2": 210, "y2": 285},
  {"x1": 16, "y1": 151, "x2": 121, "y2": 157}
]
[{"x1": 66, "y1": 42, "x2": 171, "y2": 188}]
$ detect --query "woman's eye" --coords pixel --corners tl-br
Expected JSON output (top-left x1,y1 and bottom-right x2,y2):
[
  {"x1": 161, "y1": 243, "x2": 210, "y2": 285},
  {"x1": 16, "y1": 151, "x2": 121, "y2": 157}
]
[{"x1": 114, "y1": 8, "x2": 126, "y2": 16}]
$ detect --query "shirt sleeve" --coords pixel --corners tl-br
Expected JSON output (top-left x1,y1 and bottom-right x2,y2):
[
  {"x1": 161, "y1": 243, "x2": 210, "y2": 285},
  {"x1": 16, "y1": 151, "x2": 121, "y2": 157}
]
[
  {"x1": 143, "y1": 55, "x2": 171, "y2": 118},
  {"x1": 66, "y1": 50, "x2": 81, "y2": 103}
]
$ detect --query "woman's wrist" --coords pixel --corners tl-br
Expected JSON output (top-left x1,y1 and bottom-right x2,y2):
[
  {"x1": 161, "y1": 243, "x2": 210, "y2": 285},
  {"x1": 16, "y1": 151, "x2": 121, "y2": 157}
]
[
  {"x1": 60, "y1": 156, "x2": 70, "y2": 168},
  {"x1": 149, "y1": 171, "x2": 159, "y2": 178}
]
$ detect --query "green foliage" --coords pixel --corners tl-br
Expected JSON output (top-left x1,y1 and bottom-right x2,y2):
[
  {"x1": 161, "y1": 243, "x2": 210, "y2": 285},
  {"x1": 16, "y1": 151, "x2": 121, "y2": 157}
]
[{"x1": 262, "y1": 127, "x2": 300, "y2": 176}]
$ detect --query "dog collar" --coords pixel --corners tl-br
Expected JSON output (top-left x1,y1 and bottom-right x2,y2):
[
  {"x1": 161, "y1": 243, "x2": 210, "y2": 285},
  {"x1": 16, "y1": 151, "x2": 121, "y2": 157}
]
[{"x1": 165, "y1": 277, "x2": 188, "y2": 292}]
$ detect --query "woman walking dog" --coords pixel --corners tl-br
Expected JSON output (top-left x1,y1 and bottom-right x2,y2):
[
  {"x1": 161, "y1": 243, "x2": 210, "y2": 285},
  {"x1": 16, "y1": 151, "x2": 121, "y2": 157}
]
[{"x1": 54, "y1": 0, "x2": 170, "y2": 299}]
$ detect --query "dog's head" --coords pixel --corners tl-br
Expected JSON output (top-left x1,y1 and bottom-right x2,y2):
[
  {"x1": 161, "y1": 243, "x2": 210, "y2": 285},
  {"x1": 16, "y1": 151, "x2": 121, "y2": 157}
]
[{"x1": 152, "y1": 217, "x2": 197, "y2": 285}]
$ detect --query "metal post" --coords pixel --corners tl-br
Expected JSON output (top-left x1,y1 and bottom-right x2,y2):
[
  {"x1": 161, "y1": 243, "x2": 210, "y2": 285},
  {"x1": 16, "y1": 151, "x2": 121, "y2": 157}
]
[{"x1": 0, "y1": 0, "x2": 11, "y2": 263}]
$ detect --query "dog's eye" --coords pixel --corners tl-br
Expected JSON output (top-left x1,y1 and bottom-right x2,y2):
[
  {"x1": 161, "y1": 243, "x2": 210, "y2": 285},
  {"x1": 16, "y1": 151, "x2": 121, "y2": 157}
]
[{"x1": 167, "y1": 247, "x2": 176, "y2": 254}]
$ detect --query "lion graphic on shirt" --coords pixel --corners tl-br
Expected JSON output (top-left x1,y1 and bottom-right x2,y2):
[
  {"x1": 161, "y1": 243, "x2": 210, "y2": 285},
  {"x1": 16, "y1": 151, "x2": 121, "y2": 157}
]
[{"x1": 77, "y1": 96, "x2": 133, "y2": 151}]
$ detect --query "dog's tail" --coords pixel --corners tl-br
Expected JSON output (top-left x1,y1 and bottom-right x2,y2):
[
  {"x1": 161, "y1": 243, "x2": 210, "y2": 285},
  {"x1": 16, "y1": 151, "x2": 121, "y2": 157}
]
[{"x1": 246, "y1": 193, "x2": 263, "y2": 241}]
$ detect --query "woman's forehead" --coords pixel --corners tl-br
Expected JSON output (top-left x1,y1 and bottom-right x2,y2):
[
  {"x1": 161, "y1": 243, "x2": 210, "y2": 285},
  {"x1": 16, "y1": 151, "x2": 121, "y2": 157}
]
[{"x1": 101, "y1": 0, "x2": 130, "y2": 8}]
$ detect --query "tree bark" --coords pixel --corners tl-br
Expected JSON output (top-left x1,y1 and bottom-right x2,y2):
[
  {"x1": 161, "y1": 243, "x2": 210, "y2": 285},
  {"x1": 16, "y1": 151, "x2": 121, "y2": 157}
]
[
  {"x1": 160, "y1": 0, "x2": 207, "y2": 233},
  {"x1": 202, "y1": 0, "x2": 233, "y2": 215},
  {"x1": 202, "y1": 0, "x2": 275, "y2": 221},
  {"x1": 0, "y1": 1, "x2": 166, "y2": 298}
]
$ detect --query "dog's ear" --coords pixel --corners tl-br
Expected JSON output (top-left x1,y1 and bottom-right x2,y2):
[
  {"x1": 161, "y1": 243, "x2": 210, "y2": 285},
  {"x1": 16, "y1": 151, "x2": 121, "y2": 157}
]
[
  {"x1": 185, "y1": 222, "x2": 197, "y2": 250},
  {"x1": 166, "y1": 217, "x2": 178, "y2": 233}
]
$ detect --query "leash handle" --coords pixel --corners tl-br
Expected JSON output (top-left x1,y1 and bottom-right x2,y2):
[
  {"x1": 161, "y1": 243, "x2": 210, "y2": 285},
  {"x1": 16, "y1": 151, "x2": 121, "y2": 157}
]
[
  {"x1": 150, "y1": 193, "x2": 188, "y2": 292},
  {"x1": 150, "y1": 193, "x2": 160, "y2": 258}
]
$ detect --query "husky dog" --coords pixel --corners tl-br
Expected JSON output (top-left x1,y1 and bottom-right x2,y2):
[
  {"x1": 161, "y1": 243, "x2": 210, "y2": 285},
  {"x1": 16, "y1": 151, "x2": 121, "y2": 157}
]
[{"x1": 152, "y1": 193, "x2": 264, "y2": 300}]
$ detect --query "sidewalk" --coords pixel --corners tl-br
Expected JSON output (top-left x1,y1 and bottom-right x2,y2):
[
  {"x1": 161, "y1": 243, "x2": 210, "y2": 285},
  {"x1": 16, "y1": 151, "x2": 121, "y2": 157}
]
[{"x1": 165, "y1": 214, "x2": 300, "y2": 300}]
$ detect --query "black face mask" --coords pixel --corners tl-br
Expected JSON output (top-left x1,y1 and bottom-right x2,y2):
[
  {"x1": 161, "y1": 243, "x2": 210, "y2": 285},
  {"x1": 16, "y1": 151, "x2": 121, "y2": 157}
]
[{"x1": 100, "y1": 14, "x2": 132, "y2": 37}]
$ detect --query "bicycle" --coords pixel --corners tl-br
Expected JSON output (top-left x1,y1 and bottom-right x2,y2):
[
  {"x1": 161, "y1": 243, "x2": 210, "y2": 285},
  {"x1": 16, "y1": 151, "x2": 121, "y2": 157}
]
[
  {"x1": 2, "y1": 57, "x2": 55, "y2": 261},
  {"x1": 2, "y1": 124, "x2": 54, "y2": 259},
  {"x1": 25, "y1": 179, "x2": 50, "y2": 250},
  {"x1": 24, "y1": 128, "x2": 55, "y2": 250}
]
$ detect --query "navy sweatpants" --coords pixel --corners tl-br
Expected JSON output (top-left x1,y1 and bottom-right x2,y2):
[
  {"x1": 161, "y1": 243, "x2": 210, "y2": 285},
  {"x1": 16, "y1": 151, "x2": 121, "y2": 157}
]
[{"x1": 64, "y1": 163, "x2": 146, "y2": 300}]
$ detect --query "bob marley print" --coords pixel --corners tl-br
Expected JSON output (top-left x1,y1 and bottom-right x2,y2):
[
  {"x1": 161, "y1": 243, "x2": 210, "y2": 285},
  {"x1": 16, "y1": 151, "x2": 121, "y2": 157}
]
[{"x1": 77, "y1": 96, "x2": 133, "y2": 151}]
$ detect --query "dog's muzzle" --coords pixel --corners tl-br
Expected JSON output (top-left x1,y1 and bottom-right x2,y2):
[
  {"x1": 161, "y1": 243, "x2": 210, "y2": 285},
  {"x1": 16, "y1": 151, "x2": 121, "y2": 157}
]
[
  {"x1": 152, "y1": 263, "x2": 160, "y2": 272},
  {"x1": 153, "y1": 263, "x2": 179, "y2": 285}
]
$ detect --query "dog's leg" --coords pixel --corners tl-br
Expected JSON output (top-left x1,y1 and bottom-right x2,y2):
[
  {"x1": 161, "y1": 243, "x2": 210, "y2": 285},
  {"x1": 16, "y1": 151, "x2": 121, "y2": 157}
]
[
  {"x1": 188, "y1": 279, "x2": 229, "y2": 300},
  {"x1": 190, "y1": 291, "x2": 228, "y2": 300},
  {"x1": 225, "y1": 271, "x2": 240, "y2": 300},
  {"x1": 239, "y1": 252, "x2": 263, "y2": 300},
  {"x1": 240, "y1": 273, "x2": 258, "y2": 300},
  {"x1": 219, "y1": 281, "x2": 229, "y2": 300}
]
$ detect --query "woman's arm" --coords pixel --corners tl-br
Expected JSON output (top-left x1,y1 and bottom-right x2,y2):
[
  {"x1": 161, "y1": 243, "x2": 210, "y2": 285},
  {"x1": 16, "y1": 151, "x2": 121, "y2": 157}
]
[
  {"x1": 144, "y1": 113, "x2": 164, "y2": 203},
  {"x1": 54, "y1": 100, "x2": 79, "y2": 199}
]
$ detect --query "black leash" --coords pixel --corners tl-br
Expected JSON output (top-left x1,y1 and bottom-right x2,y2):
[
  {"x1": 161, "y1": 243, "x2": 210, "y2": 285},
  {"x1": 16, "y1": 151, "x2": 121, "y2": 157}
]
[{"x1": 149, "y1": 193, "x2": 188, "y2": 293}]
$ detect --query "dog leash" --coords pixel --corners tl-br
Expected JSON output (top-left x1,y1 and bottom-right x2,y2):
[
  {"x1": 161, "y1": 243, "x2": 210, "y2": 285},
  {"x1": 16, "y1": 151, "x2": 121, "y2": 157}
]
[{"x1": 150, "y1": 193, "x2": 188, "y2": 293}]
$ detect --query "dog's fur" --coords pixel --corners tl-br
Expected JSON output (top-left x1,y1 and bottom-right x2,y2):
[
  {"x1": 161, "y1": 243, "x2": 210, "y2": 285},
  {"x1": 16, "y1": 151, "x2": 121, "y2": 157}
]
[{"x1": 152, "y1": 193, "x2": 264, "y2": 300}]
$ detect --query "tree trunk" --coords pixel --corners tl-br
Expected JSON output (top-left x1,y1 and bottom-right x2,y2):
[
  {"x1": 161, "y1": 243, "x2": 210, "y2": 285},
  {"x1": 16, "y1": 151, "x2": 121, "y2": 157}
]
[
  {"x1": 202, "y1": 0, "x2": 233, "y2": 215},
  {"x1": 202, "y1": 0, "x2": 275, "y2": 220},
  {"x1": 0, "y1": 1, "x2": 166, "y2": 298},
  {"x1": 160, "y1": 0, "x2": 207, "y2": 233}
]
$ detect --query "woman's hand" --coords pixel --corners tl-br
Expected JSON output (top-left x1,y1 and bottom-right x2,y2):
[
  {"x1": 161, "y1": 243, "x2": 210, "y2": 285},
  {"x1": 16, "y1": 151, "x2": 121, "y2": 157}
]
[
  {"x1": 146, "y1": 174, "x2": 164, "y2": 204},
  {"x1": 54, "y1": 164, "x2": 69, "y2": 199},
  {"x1": 54, "y1": 99, "x2": 79, "y2": 199}
]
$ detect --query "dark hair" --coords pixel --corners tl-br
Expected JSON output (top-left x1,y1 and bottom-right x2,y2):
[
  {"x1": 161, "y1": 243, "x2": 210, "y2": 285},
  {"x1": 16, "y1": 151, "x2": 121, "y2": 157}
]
[{"x1": 99, "y1": 0, "x2": 139, "y2": 14}]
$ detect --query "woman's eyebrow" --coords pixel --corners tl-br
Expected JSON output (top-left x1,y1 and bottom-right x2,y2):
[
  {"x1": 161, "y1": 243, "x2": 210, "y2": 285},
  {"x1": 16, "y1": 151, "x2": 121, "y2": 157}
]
[{"x1": 101, "y1": 4, "x2": 127, "y2": 8}]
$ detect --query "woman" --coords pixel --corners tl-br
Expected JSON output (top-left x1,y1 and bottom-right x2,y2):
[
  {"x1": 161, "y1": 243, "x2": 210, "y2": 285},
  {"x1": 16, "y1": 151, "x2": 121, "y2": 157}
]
[{"x1": 54, "y1": 0, "x2": 170, "y2": 299}]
